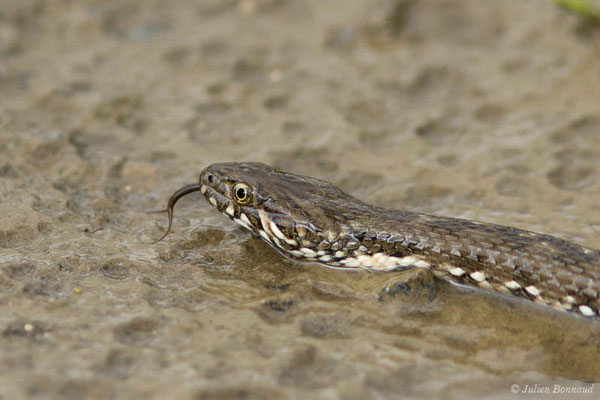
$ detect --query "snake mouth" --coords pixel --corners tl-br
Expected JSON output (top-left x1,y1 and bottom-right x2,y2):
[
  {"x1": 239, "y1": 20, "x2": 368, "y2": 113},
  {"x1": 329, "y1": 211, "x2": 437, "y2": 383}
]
[{"x1": 199, "y1": 167, "x2": 235, "y2": 214}]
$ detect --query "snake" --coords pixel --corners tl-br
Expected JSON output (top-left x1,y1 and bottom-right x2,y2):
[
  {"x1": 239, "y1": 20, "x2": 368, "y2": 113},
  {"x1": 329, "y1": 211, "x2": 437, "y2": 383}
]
[{"x1": 156, "y1": 162, "x2": 600, "y2": 321}]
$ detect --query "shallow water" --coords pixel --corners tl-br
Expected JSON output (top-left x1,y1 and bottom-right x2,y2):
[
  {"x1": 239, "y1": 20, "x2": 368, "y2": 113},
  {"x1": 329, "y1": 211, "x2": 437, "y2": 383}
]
[{"x1": 1, "y1": 0, "x2": 600, "y2": 398}]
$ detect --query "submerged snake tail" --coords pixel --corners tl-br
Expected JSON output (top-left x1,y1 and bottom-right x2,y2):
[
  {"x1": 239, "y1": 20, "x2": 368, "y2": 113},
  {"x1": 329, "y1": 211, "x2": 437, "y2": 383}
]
[{"x1": 153, "y1": 183, "x2": 202, "y2": 242}]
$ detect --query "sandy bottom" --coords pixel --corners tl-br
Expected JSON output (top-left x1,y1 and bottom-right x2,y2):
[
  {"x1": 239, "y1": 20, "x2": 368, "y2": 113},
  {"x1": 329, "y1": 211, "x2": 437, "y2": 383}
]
[{"x1": 1, "y1": 0, "x2": 600, "y2": 398}]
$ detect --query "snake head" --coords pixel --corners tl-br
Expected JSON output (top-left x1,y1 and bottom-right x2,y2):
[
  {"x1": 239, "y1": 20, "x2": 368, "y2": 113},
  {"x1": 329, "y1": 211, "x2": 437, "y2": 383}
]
[
  {"x1": 199, "y1": 162, "x2": 362, "y2": 255},
  {"x1": 158, "y1": 162, "x2": 374, "y2": 264}
]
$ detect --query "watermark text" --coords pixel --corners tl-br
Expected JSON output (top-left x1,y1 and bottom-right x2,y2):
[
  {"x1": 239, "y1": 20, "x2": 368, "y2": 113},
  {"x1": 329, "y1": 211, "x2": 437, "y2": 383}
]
[{"x1": 510, "y1": 383, "x2": 594, "y2": 395}]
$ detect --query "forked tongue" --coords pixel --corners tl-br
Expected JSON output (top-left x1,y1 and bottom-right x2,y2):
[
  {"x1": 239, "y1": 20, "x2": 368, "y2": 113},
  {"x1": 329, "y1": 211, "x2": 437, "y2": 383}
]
[{"x1": 148, "y1": 183, "x2": 202, "y2": 242}]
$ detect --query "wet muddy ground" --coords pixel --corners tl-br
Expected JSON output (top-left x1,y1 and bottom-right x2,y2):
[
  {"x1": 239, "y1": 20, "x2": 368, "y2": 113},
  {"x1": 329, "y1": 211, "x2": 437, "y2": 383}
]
[{"x1": 1, "y1": 0, "x2": 600, "y2": 399}]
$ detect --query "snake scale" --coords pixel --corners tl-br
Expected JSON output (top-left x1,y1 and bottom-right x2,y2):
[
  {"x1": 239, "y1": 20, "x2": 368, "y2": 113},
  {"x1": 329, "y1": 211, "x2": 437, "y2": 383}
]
[{"x1": 156, "y1": 162, "x2": 600, "y2": 321}]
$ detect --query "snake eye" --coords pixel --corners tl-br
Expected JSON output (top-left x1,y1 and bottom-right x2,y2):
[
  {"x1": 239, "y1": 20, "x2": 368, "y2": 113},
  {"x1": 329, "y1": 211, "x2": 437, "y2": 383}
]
[{"x1": 233, "y1": 183, "x2": 252, "y2": 205}]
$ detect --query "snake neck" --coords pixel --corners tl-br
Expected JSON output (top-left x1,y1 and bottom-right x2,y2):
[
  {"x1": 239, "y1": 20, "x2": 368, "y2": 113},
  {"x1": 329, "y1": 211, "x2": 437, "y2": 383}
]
[{"x1": 250, "y1": 203, "x2": 600, "y2": 320}]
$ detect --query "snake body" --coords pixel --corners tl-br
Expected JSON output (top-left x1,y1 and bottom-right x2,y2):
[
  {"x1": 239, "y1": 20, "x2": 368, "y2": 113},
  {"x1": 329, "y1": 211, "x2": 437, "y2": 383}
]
[{"x1": 158, "y1": 162, "x2": 600, "y2": 320}]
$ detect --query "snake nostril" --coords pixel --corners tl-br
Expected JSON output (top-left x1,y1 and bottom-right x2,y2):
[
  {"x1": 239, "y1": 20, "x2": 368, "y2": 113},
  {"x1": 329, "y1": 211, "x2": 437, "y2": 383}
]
[{"x1": 206, "y1": 173, "x2": 214, "y2": 184}]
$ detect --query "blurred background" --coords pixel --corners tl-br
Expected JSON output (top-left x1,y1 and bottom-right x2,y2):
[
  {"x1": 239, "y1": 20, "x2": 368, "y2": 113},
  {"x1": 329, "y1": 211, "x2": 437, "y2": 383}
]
[{"x1": 1, "y1": 1, "x2": 599, "y2": 399}]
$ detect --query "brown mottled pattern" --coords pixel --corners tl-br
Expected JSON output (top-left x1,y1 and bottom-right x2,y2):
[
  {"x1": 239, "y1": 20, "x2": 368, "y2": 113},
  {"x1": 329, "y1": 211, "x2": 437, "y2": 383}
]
[{"x1": 161, "y1": 162, "x2": 600, "y2": 320}]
